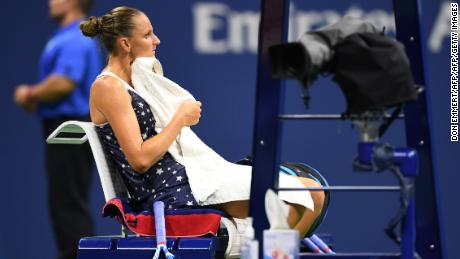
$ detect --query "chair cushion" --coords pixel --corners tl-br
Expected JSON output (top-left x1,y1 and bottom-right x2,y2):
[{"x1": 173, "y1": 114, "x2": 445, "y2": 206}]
[{"x1": 102, "y1": 198, "x2": 226, "y2": 237}]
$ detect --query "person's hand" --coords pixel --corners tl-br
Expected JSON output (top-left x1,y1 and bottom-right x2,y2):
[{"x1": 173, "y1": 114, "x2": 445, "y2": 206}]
[
  {"x1": 14, "y1": 84, "x2": 36, "y2": 112},
  {"x1": 14, "y1": 85, "x2": 29, "y2": 105},
  {"x1": 176, "y1": 100, "x2": 202, "y2": 126}
]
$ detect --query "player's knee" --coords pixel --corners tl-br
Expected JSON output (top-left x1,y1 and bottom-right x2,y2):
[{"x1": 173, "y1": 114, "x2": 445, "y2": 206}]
[{"x1": 309, "y1": 181, "x2": 325, "y2": 215}]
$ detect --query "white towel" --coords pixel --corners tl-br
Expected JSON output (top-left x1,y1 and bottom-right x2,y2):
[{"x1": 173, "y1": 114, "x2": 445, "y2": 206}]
[{"x1": 131, "y1": 57, "x2": 314, "y2": 210}]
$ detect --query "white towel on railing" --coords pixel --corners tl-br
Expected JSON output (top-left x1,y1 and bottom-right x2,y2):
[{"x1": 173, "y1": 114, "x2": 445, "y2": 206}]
[{"x1": 131, "y1": 57, "x2": 313, "y2": 210}]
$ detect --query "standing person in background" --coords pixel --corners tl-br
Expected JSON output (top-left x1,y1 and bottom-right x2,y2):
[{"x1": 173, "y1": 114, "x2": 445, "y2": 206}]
[{"x1": 13, "y1": 0, "x2": 101, "y2": 258}]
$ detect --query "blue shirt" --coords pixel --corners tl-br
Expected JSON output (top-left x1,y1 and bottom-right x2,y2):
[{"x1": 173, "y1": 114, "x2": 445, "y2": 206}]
[{"x1": 38, "y1": 19, "x2": 101, "y2": 118}]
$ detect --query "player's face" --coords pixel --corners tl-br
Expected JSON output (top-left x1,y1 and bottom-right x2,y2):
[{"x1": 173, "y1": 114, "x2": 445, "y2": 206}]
[{"x1": 129, "y1": 13, "x2": 161, "y2": 59}]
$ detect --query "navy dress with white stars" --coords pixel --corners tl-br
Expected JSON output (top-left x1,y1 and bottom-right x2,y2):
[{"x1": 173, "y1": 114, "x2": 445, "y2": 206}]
[{"x1": 96, "y1": 88, "x2": 198, "y2": 211}]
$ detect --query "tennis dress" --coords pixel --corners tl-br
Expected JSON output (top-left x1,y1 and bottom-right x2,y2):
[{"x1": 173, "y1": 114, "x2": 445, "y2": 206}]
[
  {"x1": 95, "y1": 70, "x2": 314, "y2": 212},
  {"x1": 95, "y1": 72, "x2": 197, "y2": 210}
]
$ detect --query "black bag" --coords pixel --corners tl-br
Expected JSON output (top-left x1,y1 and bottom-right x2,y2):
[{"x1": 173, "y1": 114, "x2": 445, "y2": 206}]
[{"x1": 330, "y1": 33, "x2": 417, "y2": 114}]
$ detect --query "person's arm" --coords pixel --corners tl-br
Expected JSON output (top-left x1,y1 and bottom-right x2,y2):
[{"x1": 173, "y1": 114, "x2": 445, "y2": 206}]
[
  {"x1": 33, "y1": 37, "x2": 88, "y2": 102},
  {"x1": 13, "y1": 75, "x2": 76, "y2": 111},
  {"x1": 92, "y1": 76, "x2": 201, "y2": 174},
  {"x1": 29, "y1": 75, "x2": 76, "y2": 102},
  {"x1": 14, "y1": 39, "x2": 87, "y2": 108}
]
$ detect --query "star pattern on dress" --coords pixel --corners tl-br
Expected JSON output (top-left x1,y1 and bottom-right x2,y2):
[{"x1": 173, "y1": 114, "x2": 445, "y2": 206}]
[{"x1": 98, "y1": 91, "x2": 197, "y2": 210}]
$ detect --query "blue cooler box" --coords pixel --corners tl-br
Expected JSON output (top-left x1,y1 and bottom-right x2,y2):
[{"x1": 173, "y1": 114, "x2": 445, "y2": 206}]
[{"x1": 77, "y1": 236, "x2": 228, "y2": 259}]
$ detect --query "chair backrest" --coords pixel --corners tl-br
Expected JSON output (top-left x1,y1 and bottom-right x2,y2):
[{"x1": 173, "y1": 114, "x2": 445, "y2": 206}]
[{"x1": 46, "y1": 121, "x2": 129, "y2": 201}]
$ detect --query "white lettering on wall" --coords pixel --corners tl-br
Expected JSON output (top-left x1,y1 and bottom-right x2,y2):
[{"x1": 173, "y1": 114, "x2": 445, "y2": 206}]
[
  {"x1": 193, "y1": 3, "x2": 228, "y2": 54},
  {"x1": 228, "y1": 11, "x2": 259, "y2": 53},
  {"x1": 193, "y1": 2, "x2": 446, "y2": 54}
]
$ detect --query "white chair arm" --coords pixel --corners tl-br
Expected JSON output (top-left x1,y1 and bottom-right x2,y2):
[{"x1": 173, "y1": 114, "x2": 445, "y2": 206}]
[{"x1": 46, "y1": 121, "x2": 90, "y2": 144}]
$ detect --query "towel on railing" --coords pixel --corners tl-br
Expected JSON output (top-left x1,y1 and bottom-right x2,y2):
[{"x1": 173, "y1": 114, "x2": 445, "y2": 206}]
[{"x1": 130, "y1": 57, "x2": 313, "y2": 210}]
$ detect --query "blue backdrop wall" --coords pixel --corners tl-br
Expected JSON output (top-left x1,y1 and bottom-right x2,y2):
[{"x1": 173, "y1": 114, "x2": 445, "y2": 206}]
[{"x1": 1, "y1": 0, "x2": 458, "y2": 258}]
